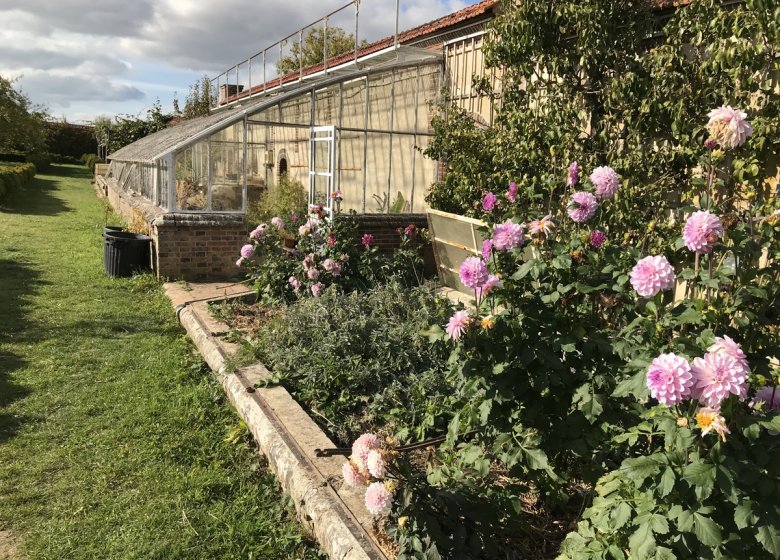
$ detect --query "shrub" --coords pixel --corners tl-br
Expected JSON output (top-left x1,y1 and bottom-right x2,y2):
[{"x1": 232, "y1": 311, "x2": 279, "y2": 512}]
[
  {"x1": 81, "y1": 153, "x2": 104, "y2": 172},
  {"x1": 248, "y1": 175, "x2": 308, "y2": 225},
  {"x1": 248, "y1": 281, "x2": 453, "y2": 446},
  {"x1": 0, "y1": 162, "x2": 36, "y2": 201},
  {"x1": 25, "y1": 153, "x2": 50, "y2": 172}
]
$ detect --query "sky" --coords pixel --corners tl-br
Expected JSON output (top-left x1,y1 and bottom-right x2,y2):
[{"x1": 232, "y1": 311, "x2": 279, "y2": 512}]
[{"x1": 0, "y1": 0, "x2": 480, "y2": 124}]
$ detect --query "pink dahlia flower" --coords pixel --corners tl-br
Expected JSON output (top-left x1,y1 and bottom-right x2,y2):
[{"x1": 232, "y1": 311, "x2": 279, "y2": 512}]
[
  {"x1": 589, "y1": 230, "x2": 607, "y2": 249},
  {"x1": 322, "y1": 258, "x2": 342, "y2": 277},
  {"x1": 481, "y1": 239, "x2": 493, "y2": 261},
  {"x1": 361, "y1": 233, "x2": 375, "y2": 248},
  {"x1": 352, "y1": 433, "x2": 380, "y2": 473},
  {"x1": 567, "y1": 192, "x2": 599, "y2": 223},
  {"x1": 691, "y1": 351, "x2": 747, "y2": 408},
  {"x1": 288, "y1": 276, "x2": 301, "y2": 290},
  {"x1": 342, "y1": 460, "x2": 368, "y2": 487},
  {"x1": 706, "y1": 106, "x2": 752, "y2": 149},
  {"x1": 590, "y1": 166, "x2": 619, "y2": 200},
  {"x1": 459, "y1": 256, "x2": 489, "y2": 290},
  {"x1": 492, "y1": 220, "x2": 524, "y2": 251},
  {"x1": 528, "y1": 215, "x2": 555, "y2": 237},
  {"x1": 708, "y1": 336, "x2": 749, "y2": 382},
  {"x1": 683, "y1": 211, "x2": 724, "y2": 254},
  {"x1": 364, "y1": 482, "x2": 393, "y2": 516},
  {"x1": 271, "y1": 217, "x2": 285, "y2": 230},
  {"x1": 507, "y1": 182, "x2": 518, "y2": 203},
  {"x1": 306, "y1": 268, "x2": 320, "y2": 281},
  {"x1": 476, "y1": 275, "x2": 503, "y2": 300},
  {"x1": 249, "y1": 225, "x2": 267, "y2": 240},
  {"x1": 646, "y1": 353, "x2": 693, "y2": 405},
  {"x1": 240, "y1": 244, "x2": 255, "y2": 259},
  {"x1": 751, "y1": 387, "x2": 780, "y2": 411},
  {"x1": 366, "y1": 449, "x2": 386, "y2": 479},
  {"x1": 567, "y1": 161, "x2": 579, "y2": 187},
  {"x1": 310, "y1": 282, "x2": 324, "y2": 298},
  {"x1": 630, "y1": 255, "x2": 676, "y2": 298},
  {"x1": 482, "y1": 192, "x2": 497, "y2": 212},
  {"x1": 446, "y1": 310, "x2": 470, "y2": 340}
]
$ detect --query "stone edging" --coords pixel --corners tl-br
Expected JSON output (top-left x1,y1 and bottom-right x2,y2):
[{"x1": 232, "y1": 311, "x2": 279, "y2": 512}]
[{"x1": 174, "y1": 296, "x2": 388, "y2": 560}]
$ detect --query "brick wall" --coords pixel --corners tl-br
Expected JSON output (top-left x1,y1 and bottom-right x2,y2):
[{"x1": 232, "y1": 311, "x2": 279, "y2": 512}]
[
  {"x1": 104, "y1": 178, "x2": 247, "y2": 280},
  {"x1": 353, "y1": 213, "x2": 435, "y2": 275}
]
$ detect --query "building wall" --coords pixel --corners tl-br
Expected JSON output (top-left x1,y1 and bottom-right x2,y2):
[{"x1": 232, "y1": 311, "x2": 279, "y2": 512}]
[{"x1": 445, "y1": 33, "x2": 499, "y2": 126}]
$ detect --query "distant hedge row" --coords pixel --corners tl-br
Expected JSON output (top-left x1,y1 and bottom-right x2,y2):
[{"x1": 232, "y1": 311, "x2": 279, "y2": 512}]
[{"x1": 0, "y1": 162, "x2": 36, "y2": 201}]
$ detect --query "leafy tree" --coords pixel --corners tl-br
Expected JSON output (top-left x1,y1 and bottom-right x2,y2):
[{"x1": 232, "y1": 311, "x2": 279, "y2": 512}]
[
  {"x1": 276, "y1": 27, "x2": 367, "y2": 76},
  {"x1": 98, "y1": 99, "x2": 174, "y2": 153},
  {"x1": 182, "y1": 76, "x2": 212, "y2": 119},
  {"x1": 0, "y1": 75, "x2": 47, "y2": 154}
]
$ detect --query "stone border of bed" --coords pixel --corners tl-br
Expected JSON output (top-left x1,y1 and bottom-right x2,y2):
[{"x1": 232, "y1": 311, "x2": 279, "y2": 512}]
[{"x1": 169, "y1": 290, "x2": 389, "y2": 560}]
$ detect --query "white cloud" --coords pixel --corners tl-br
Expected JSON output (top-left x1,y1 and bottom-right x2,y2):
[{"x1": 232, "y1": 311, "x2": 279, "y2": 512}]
[{"x1": 0, "y1": 0, "x2": 481, "y2": 121}]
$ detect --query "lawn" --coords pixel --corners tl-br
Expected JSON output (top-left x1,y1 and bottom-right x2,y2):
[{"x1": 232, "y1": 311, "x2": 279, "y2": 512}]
[{"x1": 0, "y1": 165, "x2": 321, "y2": 559}]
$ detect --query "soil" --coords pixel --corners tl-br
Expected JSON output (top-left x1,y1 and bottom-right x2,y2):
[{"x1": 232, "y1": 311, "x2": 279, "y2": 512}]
[{"x1": 0, "y1": 531, "x2": 19, "y2": 560}]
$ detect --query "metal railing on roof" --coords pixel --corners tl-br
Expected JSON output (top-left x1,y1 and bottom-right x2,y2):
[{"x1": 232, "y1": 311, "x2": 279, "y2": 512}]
[{"x1": 209, "y1": 0, "x2": 402, "y2": 110}]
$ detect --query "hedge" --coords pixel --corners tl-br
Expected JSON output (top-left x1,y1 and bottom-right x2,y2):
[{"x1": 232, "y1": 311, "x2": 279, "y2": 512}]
[{"x1": 0, "y1": 162, "x2": 36, "y2": 201}]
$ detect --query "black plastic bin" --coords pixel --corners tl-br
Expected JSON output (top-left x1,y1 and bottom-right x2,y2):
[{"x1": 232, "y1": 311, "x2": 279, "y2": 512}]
[
  {"x1": 103, "y1": 225, "x2": 125, "y2": 235},
  {"x1": 103, "y1": 231, "x2": 152, "y2": 277}
]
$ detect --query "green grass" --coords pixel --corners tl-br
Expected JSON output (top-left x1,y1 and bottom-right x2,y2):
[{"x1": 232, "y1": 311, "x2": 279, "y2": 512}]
[{"x1": 0, "y1": 165, "x2": 321, "y2": 559}]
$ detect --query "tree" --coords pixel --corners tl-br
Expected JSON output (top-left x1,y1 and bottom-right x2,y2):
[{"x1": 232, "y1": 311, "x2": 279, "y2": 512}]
[
  {"x1": 182, "y1": 76, "x2": 212, "y2": 120},
  {"x1": 276, "y1": 27, "x2": 367, "y2": 76},
  {"x1": 0, "y1": 75, "x2": 46, "y2": 154}
]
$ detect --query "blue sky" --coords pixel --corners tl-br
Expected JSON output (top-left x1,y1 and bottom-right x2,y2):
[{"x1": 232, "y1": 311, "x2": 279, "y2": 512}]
[{"x1": 0, "y1": 0, "x2": 481, "y2": 123}]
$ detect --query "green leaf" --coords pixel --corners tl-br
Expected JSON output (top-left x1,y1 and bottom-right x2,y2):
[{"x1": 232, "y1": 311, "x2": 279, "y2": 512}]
[
  {"x1": 621, "y1": 456, "x2": 661, "y2": 484},
  {"x1": 734, "y1": 500, "x2": 754, "y2": 531},
  {"x1": 522, "y1": 446, "x2": 550, "y2": 471},
  {"x1": 693, "y1": 512, "x2": 722, "y2": 547},
  {"x1": 629, "y1": 522, "x2": 656, "y2": 559},
  {"x1": 612, "y1": 502, "x2": 633, "y2": 530},
  {"x1": 683, "y1": 462, "x2": 715, "y2": 500},
  {"x1": 654, "y1": 547, "x2": 677, "y2": 560},
  {"x1": 579, "y1": 393, "x2": 606, "y2": 424},
  {"x1": 651, "y1": 514, "x2": 669, "y2": 535},
  {"x1": 658, "y1": 467, "x2": 675, "y2": 498},
  {"x1": 759, "y1": 414, "x2": 780, "y2": 433},
  {"x1": 756, "y1": 525, "x2": 780, "y2": 559}
]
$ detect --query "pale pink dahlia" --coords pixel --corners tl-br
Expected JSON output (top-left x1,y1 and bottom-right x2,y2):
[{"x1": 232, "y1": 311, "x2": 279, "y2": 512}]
[
  {"x1": 240, "y1": 244, "x2": 255, "y2": 259},
  {"x1": 288, "y1": 276, "x2": 301, "y2": 290},
  {"x1": 708, "y1": 336, "x2": 749, "y2": 381},
  {"x1": 249, "y1": 224, "x2": 267, "y2": 239},
  {"x1": 310, "y1": 282, "x2": 324, "y2": 297},
  {"x1": 492, "y1": 220, "x2": 524, "y2": 251},
  {"x1": 507, "y1": 182, "x2": 518, "y2": 203},
  {"x1": 590, "y1": 166, "x2": 619, "y2": 200},
  {"x1": 236, "y1": 257, "x2": 245, "y2": 267},
  {"x1": 646, "y1": 353, "x2": 693, "y2": 405},
  {"x1": 567, "y1": 161, "x2": 579, "y2": 187},
  {"x1": 271, "y1": 217, "x2": 285, "y2": 230},
  {"x1": 751, "y1": 387, "x2": 780, "y2": 411},
  {"x1": 706, "y1": 106, "x2": 752, "y2": 149},
  {"x1": 322, "y1": 258, "x2": 342, "y2": 277},
  {"x1": 683, "y1": 211, "x2": 724, "y2": 254},
  {"x1": 446, "y1": 310, "x2": 470, "y2": 340},
  {"x1": 366, "y1": 449, "x2": 386, "y2": 479},
  {"x1": 459, "y1": 256, "x2": 489, "y2": 290},
  {"x1": 476, "y1": 275, "x2": 502, "y2": 300},
  {"x1": 481, "y1": 239, "x2": 493, "y2": 261},
  {"x1": 528, "y1": 215, "x2": 555, "y2": 237},
  {"x1": 691, "y1": 351, "x2": 747, "y2": 408},
  {"x1": 630, "y1": 255, "x2": 676, "y2": 298},
  {"x1": 342, "y1": 460, "x2": 368, "y2": 487},
  {"x1": 306, "y1": 268, "x2": 320, "y2": 281},
  {"x1": 352, "y1": 433, "x2": 380, "y2": 473},
  {"x1": 567, "y1": 192, "x2": 599, "y2": 223},
  {"x1": 364, "y1": 482, "x2": 393, "y2": 516}
]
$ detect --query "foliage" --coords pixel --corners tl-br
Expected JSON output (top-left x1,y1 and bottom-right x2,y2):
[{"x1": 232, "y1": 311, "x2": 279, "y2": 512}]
[
  {"x1": 94, "y1": 99, "x2": 174, "y2": 153},
  {"x1": 25, "y1": 153, "x2": 51, "y2": 173},
  {"x1": 0, "y1": 162, "x2": 36, "y2": 201},
  {"x1": 182, "y1": 75, "x2": 213, "y2": 119},
  {"x1": 43, "y1": 120, "x2": 97, "y2": 159},
  {"x1": 405, "y1": 1, "x2": 780, "y2": 557},
  {"x1": 0, "y1": 75, "x2": 46, "y2": 154},
  {"x1": 248, "y1": 175, "x2": 308, "y2": 225},
  {"x1": 81, "y1": 153, "x2": 105, "y2": 173},
  {"x1": 248, "y1": 281, "x2": 453, "y2": 446},
  {"x1": 276, "y1": 27, "x2": 367, "y2": 76},
  {"x1": 240, "y1": 209, "x2": 427, "y2": 303},
  {"x1": 0, "y1": 165, "x2": 322, "y2": 559}
]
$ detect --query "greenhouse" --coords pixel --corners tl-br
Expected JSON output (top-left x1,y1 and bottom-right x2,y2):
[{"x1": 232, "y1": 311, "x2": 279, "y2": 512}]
[{"x1": 107, "y1": 51, "x2": 443, "y2": 217}]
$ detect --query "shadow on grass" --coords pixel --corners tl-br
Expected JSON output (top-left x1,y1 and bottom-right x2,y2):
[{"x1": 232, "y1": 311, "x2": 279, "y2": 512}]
[
  {"x1": 0, "y1": 259, "x2": 49, "y2": 442},
  {"x1": 0, "y1": 166, "x2": 83, "y2": 217}
]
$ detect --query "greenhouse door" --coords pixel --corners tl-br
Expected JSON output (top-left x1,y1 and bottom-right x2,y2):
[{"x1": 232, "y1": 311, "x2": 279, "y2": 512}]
[{"x1": 308, "y1": 126, "x2": 336, "y2": 218}]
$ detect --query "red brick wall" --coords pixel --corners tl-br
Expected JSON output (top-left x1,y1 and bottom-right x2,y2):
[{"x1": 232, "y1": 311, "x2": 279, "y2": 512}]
[
  {"x1": 153, "y1": 223, "x2": 248, "y2": 280},
  {"x1": 353, "y1": 213, "x2": 435, "y2": 275}
]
